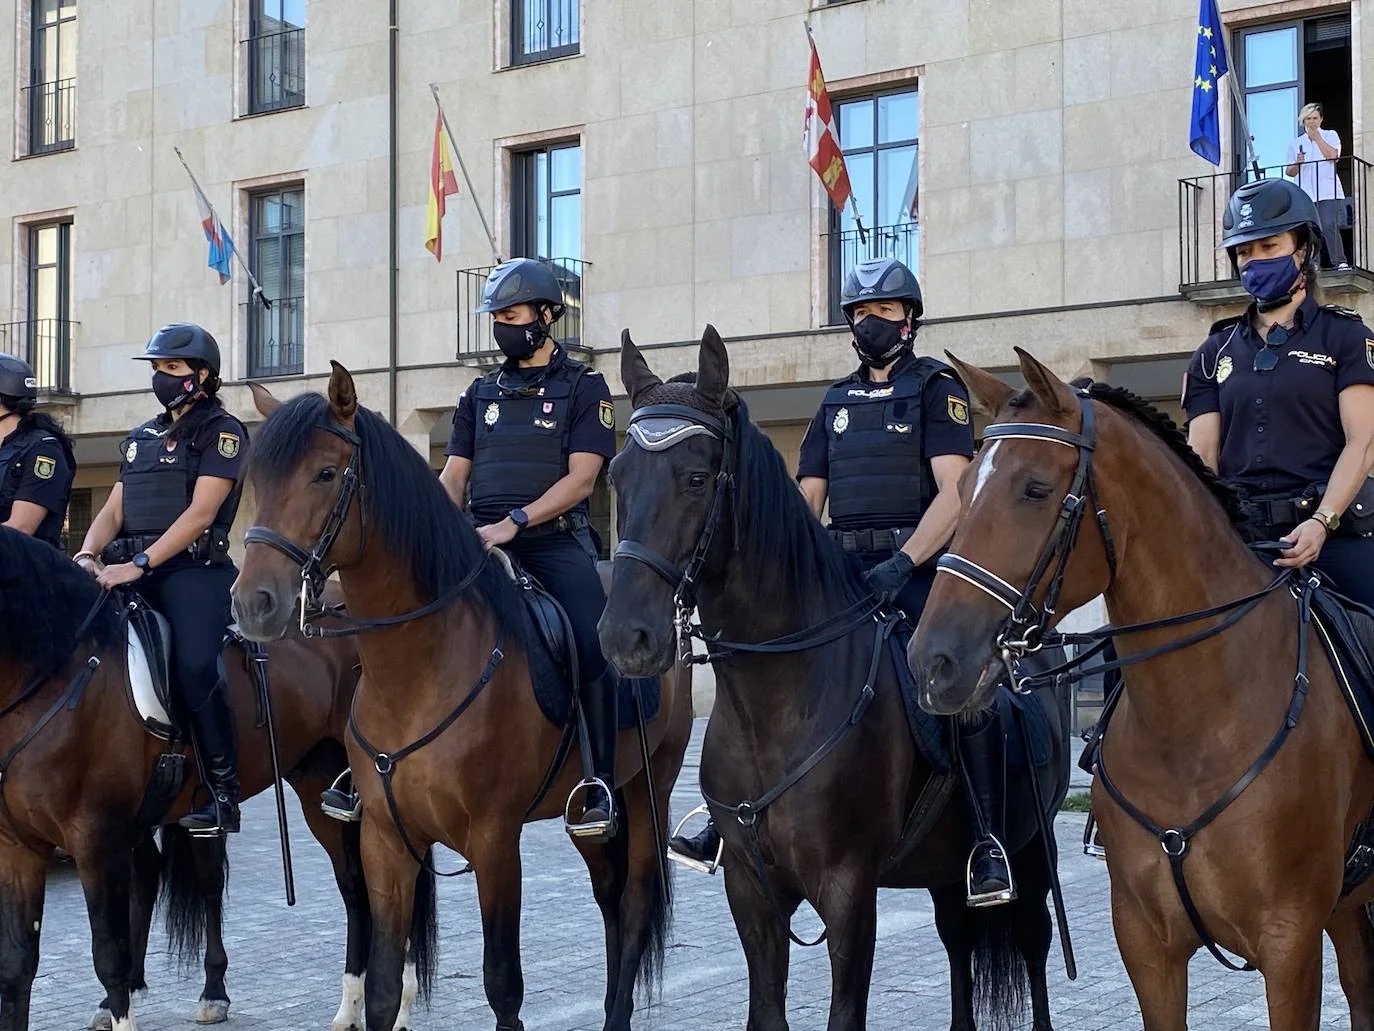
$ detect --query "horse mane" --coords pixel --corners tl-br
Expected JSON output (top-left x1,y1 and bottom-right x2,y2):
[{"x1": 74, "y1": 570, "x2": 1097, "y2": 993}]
[
  {"x1": 250, "y1": 394, "x2": 528, "y2": 638},
  {"x1": 0, "y1": 527, "x2": 122, "y2": 679}
]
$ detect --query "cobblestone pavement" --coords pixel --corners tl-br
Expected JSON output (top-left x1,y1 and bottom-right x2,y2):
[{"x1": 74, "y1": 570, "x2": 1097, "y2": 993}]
[{"x1": 24, "y1": 720, "x2": 1353, "y2": 1029}]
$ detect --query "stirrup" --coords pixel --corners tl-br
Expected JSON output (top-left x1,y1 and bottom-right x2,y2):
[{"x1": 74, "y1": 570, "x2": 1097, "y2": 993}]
[
  {"x1": 966, "y1": 836, "x2": 1017, "y2": 908},
  {"x1": 666, "y1": 804, "x2": 723, "y2": 875},
  {"x1": 321, "y1": 769, "x2": 362, "y2": 823},
  {"x1": 564, "y1": 777, "x2": 617, "y2": 842},
  {"x1": 1083, "y1": 810, "x2": 1106, "y2": 861}
]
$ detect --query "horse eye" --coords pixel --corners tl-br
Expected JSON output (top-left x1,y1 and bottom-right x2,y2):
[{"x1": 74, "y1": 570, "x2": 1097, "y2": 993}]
[
  {"x1": 688, "y1": 473, "x2": 709, "y2": 491},
  {"x1": 1024, "y1": 481, "x2": 1053, "y2": 501},
  {"x1": 315, "y1": 467, "x2": 337, "y2": 484}
]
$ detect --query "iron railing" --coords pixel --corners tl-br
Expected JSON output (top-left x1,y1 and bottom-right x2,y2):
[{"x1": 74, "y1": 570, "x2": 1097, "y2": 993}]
[
  {"x1": 824, "y1": 222, "x2": 919, "y2": 324},
  {"x1": 246, "y1": 296, "x2": 304, "y2": 377},
  {"x1": 1179, "y1": 155, "x2": 1373, "y2": 294},
  {"x1": 22, "y1": 79, "x2": 74, "y2": 154},
  {"x1": 0, "y1": 318, "x2": 74, "y2": 393},
  {"x1": 245, "y1": 28, "x2": 305, "y2": 114},
  {"x1": 456, "y1": 258, "x2": 588, "y2": 358},
  {"x1": 512, "y1": 0, "x2": 579, "y2": 65}
]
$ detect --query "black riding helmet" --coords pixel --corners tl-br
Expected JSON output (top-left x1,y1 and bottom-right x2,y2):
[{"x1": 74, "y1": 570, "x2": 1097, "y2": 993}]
[
  {"x1": 1220, "y1": 177, "x2": 1322, "y2": 263},
  {"x1": 0, "y1": 354, "x2": 39, "y2": 412},
  {"x1": 133, "y1": 323, "x2": 222, "y2": 395},
  {"x1": 839, "y1": 257, "x2": 924, "y2": 325},
  {"x1": 474, "y1": 258, "x2": 567, "y2": 321}
]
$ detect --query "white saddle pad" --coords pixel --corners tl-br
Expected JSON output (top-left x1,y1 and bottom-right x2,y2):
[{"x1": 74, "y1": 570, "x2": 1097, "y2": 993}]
[{"x1": 128, "y1": 627, "x2": 173, "y2": 737}]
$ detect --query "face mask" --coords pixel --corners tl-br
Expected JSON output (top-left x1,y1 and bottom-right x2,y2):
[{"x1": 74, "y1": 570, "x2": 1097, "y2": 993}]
[
  {"x1": 851, "y1": 315, "x2": 911, "y2": 368},
  {"x1": 493, "y1": 320, "x2": 548, "y2": 361},
  {"x1": 152, "y1": 371, "x2": 198, "y2": 410},
  {"x1": 1240, "y1": 254, "x2": 1303, "y2": 311}
]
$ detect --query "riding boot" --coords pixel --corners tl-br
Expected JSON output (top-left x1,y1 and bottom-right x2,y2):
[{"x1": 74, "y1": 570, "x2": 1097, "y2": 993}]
[
  {"x1": 668, "y1": 819, "x2": 723, "y2": 872},
  {"x1": 179, "y1": 689, "x2": 242, "y2": 836},
  {"x1": 958, "y1": 710, "x2": 1015, "y2": 907},
  {"x1": 566, "y1": 668, "x2": 618, "y2": 844}
]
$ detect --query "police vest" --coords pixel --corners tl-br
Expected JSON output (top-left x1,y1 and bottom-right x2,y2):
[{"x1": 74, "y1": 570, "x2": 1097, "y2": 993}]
[
  {"x1": 469, "y1": 359, "x2": 590, "y2": 521},
  {"x1": 0, "y1": 424, "x2": 72, "y2": 549},
  {"x1": 120, "y1": 419, "x2": 240, "y2": 537},
  {"x1": 822, "y1": 359, "x2": 943, "y2": 529}
]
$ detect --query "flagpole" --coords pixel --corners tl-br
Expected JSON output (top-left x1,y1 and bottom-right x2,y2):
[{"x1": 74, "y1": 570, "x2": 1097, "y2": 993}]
[
  {"x1": 803, "y1": 22, "x2": 867, "y2": 246},
  {"x1": 429, "y1": 84, "x2": 501, "y2": 264},
  {"x1": 172, "y1": 146, "x2": 271, "y2": 309},
  {"x1": 1225, "y1": 75, "x2": 1263, "y2": 180}
]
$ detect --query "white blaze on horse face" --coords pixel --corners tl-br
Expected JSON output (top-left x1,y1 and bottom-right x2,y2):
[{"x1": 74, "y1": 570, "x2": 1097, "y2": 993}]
[
  {"x1": 331, "y1": 972, "x2": 365, "y2": 1031},
  {"x1": 971, "y1": 440, "x2": 1001, "y2": 504}
]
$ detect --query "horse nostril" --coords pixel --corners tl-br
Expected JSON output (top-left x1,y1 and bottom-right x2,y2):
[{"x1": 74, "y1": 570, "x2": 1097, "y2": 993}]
[{"x1": 253, "y1": 589, "x2": 277, "y2": 621}]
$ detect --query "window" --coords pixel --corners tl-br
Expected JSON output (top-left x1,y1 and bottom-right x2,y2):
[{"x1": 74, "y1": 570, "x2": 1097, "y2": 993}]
[
  {"x1": 245, "y1": 0, "x2": 305, "y2": 114},
  {"x1": 27, "y1": 0, "x2": 76, "y2": 154},
  {"x1": 64, "y1": 487, "x2": 91, "y2": 556},
  {"x1": 512, "y1": 0, "x2": 579, "y2": 66},
  {"x1": 26, "y1": 221, "x2": 72, "y2": 391},
  {"x1": 511, "y1": 142, "x2": 584, "y2": 348},
  {"x1": 827, "y1": 88, "x2": 919, "y2": 324},
  {"x1": 248, "y1": 187, "x2": 304, "y2": 377}
]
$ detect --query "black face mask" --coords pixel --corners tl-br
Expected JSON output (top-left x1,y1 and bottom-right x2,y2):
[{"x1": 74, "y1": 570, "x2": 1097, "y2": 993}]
[
  {"x1": 851, "y1": 315, "x2": 911, "y2": 368},
  {"x1": 493, "y1": 320, "x2": 549, "y2": 362},
  {"x1": 152, "y1": 371, "x2": 198, "y2": 410}
]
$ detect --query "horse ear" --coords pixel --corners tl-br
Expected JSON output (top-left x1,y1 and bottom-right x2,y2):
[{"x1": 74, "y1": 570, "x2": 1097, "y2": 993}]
[
  {"x1": 696, "y1": 324, "x2": 730, "y2": 408},
  {"x1": 620, "y1": 329, "x2": 662, "y2": 407},
  {"x1": 247, "y1": 381, "x2": 282, "y2": 419},
  {"x1": 1014, "y1": 347, "x2": 1076, "y2": 417},
  {"x1": 944, "y1": 352, "x2": 1014, "y2": 417},
  {"x1": 327, "y1": 360, "x2": 358, "y2": 423}
]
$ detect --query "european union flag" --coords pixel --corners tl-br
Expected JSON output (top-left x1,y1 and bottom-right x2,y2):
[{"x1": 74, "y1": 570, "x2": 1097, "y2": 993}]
[{"x1": 1189, "y1": 0, "x2": 1230, "y2": 164}]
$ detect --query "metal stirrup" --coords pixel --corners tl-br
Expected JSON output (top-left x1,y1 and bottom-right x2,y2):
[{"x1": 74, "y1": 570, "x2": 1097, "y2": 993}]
[
  {"x1": 666, "y1": 804, "x2": 724, "y2": 875},
  {"x1": 564, "y1": 777, "x2": 617, "y2": 839},
  {"x1": 965, "y1": 835, "x2": 1017, "y2": 908}
]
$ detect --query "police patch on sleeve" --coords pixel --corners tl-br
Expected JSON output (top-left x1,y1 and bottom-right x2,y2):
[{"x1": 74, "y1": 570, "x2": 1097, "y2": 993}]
[
  {"x1": 33, "y1": 455, "x2": 55, "y2": 480},
  {"x1": 1366, "y1": 339, "x2": 1374, "y2": 371},
  {"x1": 598, "y1": 400, "x2": 615, "y2": 430},
  {"x1": 217, "y1": 432, "x2": 241, "y2": 459},
  {"x1": 947, "y1": 396, "x2": 970, "y2": 425}
]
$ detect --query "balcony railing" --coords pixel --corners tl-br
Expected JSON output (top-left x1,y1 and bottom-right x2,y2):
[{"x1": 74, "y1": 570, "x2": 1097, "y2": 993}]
[
  {"x1": 1179, "y1": 156, "x2": 1374, "y2": 300},
  {"x1": 0, "y1": 318, "x2": 74, "y2": 393},
  {"x1": 824, "y1": 222, "x2": 919, "y2": 325},
  {"x1": 456, "y1": 258, "x2": 589, "y2": 358},
  {"x1": 245, "y1": 28, "x2": 305, "y2": 114},
  {"x1": 246, "y1": 296, "x2": 304, "y2": 378},
  {"x1": 23, "y1": 79, "x2": 74, "y2": 154}
]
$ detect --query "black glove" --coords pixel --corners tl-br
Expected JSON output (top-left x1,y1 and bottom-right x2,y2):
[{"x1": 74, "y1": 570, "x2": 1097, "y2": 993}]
[{"x1": 863, "y1": 550, "x2": 915, "y2": 603}]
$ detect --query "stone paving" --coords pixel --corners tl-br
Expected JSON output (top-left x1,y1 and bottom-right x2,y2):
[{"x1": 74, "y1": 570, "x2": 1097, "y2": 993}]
[{"x1": 23, "y1": 720, "x2": 1354, "y2": 1029}]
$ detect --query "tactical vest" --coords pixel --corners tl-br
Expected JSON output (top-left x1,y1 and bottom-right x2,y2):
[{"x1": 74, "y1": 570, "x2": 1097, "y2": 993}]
[
  {"x1": 0, "y1": 424, "x2": 72, "y2": 549},
  {"x1": 469, "y1": 358, "x2": 590, "y2": 522},
  {"x1": 822, "y1": 359, "x2": 941, "y2": 531},
  {"x1": 120, "y1": 419, "x2": 240, "y2": 538}
]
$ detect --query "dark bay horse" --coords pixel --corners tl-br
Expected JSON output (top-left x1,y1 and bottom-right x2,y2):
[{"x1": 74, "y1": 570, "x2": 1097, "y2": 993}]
[
  {"x1": 230, "y1": 364, "x2": 693, "y2": 1031},
  {"x1": 910, "y1": 347, "x2": 1374, "y2": 1030},
  {"x1": 599, "y1": 328, "x2": 1068, "y2": 1031},
  {"x1": 0, "y1": 525, "x2": 384, "y2": 1031}
]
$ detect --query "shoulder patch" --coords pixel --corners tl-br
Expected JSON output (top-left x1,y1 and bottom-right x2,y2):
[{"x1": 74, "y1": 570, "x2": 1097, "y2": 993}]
[
  {"x1": 1366, "y1": 339, "x2": 1374, "y2": 372},
  {"x1": 217, "y1": 432, "x2": 241, "y2": 459},
  {"x1": 33, "y1": 455, "x2": 55, "y2": 480},
  {"x1": 1208, "y1": 314, "x2": 1245, "y2": 335},
  {"x1": 947, "y1": 396, "x2": 970, "y2": 425},
  {"x1": 598, "y1": 400, "x2": 616, "y2": 430}
]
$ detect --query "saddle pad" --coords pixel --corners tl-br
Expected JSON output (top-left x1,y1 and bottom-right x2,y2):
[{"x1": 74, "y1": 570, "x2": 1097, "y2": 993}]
[
  {"x1": 1310, "y1": 587, "x2": 1374, "y2": 760},
  {"x1": 888, "y1": 630, "x2": 952, "y2": 773},
  {"x1": 127, "y1": 607, "x2": 175, "y2": 740}
]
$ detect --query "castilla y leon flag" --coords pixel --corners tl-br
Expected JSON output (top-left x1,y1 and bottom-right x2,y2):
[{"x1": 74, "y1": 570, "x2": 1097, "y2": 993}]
[
  {"x1": 425, "y1": 108, "x2": 460, "y2": 262},
  {"x1": 803, "y1": 26, "x2": 853, "y2": 215}
]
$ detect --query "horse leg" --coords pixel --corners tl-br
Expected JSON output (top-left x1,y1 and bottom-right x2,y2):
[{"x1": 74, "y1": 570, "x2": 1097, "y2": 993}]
[
  {"x1": 189, "y1": 833, "x2": 231, "y2": 1024},
  {"x1": 0, "y1": 842, "x2": 49, "y2": 1031},
  {"x1": 1258, "y1": 927, "x2": 1326, "y2": 1031},
  {"x1": 813, "y1": 869, "x2": 878, "y2": 1031},
  {"x1": 1111, "y1": 895, "x2": 1189, "y2": 1031},
  {"x1": 722, "y1": 855, "x2": 798, "y2": 1031},
  {"x1": 1007, "y1": 843, "x2": 1055, "y2": 1031},
  {"x1": 1328, "y1": 904, "x2": 1374, "y2": 1031},
  {"x1": 73, "y1": 841, "x2": 138, "y2": 1030},
  {"x1": 469, "y1": 828, "x2": 528, "y2": 1031},
  {"x1": 90, "y1": 835, "x2": 161, "y2": 1031},
  {"x1": 573, "y1": 801, "x2": 629, "y2": 1027},
  {"x1": 931, "y1": 885, "x2": 976, "y2": 1031},
  {"x1": 361, "y1": 821, "x2": 418, "y2": 1031}
]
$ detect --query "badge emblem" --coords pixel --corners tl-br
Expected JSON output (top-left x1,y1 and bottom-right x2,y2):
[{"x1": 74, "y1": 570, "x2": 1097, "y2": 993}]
[
  {"x1": 1216, "y1": 355, "x2": 1234, "y2": 384},
  {"x1": 598, "y1": 400, "x2": 615, "y2": 430},
  {"x1": 947, "y1": 396, "x2": 970, "y2": 425},
  {"x1": 33, "y1": 455, "x2": 55, "y2": 480},
  {"x1": 125, "y1": 441, "x2": 138, "y2": 463},
  {"x1": 833, "y1": 407, "x2": 849, "y2": 434},
  {"x1": 1240, "y1": 203, "x2": 1253, "y2": 218},
  {"x1": 1366, "y1": 340, "x2": 1374, "y2": 371},
  {"x1": 534, "y1": 418, "x2": 557, "y2": 430},
  {"x1": 217, "y1": 432, "x2": 240, "y2": 459},
  {"x1": 543, "y1": 401, "x2": 554, "y2": 414},
  {"x1": 485, "y1": 402, "x2": 500, "y2": 427}
]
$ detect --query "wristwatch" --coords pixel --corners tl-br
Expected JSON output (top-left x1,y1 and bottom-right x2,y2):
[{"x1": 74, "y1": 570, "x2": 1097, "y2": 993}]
[
  {"x1": 132, "y1": 551, "x2": 153, "y2": 575},
  {"x1": 508, "y1": 509, "x2": 529, "y2": 532},
  {"x1": 1314, "y1": 508, "x2": 1341, "y2": 532}
]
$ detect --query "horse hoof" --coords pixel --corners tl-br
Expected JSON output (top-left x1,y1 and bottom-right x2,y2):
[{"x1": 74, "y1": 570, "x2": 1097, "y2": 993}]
[
  {"x1": 195, "y1": 999, "x2": 230, "y2": 1024},
  {"x1": 87, "y1": 1008, "x2": 112, "y2": 1030}
]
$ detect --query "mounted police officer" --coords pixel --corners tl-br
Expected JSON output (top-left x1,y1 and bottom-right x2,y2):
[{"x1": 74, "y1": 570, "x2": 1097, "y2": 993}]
[
  {"x1": 0, "y1": 354, "x2": 75, "y2": 548},
  {"x1": 75, "y1": 324, "x2": 248, "y2": 835},
  {"x1": 1184, "y1": 178, "x2": 1374, "y2": 608},
  {"x1": 439, "y1": 258, "x2": 622, "y2": 844},
  {"x1": 670, "y1": 257, "x2": 1016, "y2": 906}
]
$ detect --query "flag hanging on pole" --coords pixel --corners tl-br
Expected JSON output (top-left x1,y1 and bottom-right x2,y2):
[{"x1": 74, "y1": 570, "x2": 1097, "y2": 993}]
[
  {"x1": 1189, "y1": 0, "x2": 1230, "y2": 165},
  {"x1": 803, "y1": 26, "x2": 855, "y2": 216},
  {"x1": 425, "y1": 108, "x2": 460, "y2": 262},
  {"x1": 191, "y1": 176, "x2": 235, "y2": 285}
]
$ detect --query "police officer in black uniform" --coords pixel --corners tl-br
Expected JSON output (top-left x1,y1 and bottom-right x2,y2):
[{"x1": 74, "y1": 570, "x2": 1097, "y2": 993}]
[
  {"x1": 439, "y1": 258, "x2": 622, "y2": 843},
  {"x1": 0, "y1": 354, "x2": 75, "y2": 548},
  {"x1": 75, "y1": 324, "x2": 249, "y2": 835},
  {"x1": 669, "y1": 258, "x2": 1016, "y2": 906},
  {"x1": 1184, "y1": 178, "x2": 1374, "y2": 606}
]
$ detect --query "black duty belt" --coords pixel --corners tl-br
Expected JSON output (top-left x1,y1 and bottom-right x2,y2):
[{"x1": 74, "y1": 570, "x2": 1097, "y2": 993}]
[
  {"x1": 519, "y1": 511, "x2": 590, "y2": 538},
  {"x1": 104, "y1": 529, "x2": 232, "y2": 566},
  {"x1": 830, "y1": 527, "x2": 915, "y2": 554},
  {"x1": 1240, "y1": 494, "x2": 1318, "y2": 533}
]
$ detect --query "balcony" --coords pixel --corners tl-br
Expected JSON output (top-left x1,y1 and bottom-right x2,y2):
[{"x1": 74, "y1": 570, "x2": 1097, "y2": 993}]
[
  {"x1": 22, "y1": 79, "x2": 74, "y2": 155},
  {"x1": 0, "y1": 318, "x2": 74, "y2": 394},
  {"x1": 456, "y1": 258, "x2": 589, "y2": 359},
  {"x1": 245, "y1": 296, "x2": 303, "y2": 378},
  {"x1": 244, "y1": 28, "x2": 304, "y2": 115},
  {"x1": 1178, "y1": 156, "x2": 1374, "y2": 304},
  {"x1": 824, "y1": 222, "x2": 919, "y2": 325}
]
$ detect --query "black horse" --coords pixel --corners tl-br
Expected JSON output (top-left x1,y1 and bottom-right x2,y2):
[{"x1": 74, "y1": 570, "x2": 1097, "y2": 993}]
[{"x1": 599, "y1": 328, "x2": 1071, "y2": 1031}]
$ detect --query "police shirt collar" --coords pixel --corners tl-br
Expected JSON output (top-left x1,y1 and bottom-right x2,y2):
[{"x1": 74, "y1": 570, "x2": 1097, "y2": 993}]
[
  {"x1": 501, "y1": 343, "x2": 564, "y2": 375},
  {"x1": 1239, "y1": 293, "x2": 1320, "y2": 341},
  {"x1": 858, "y1": 348, "x2": 916, "y2": 383}
]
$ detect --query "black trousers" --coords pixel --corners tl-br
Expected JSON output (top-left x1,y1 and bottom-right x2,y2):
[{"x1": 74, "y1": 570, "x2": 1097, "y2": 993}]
[
  {"x1": 847, "y1": 548, "x2": 937, "y2": 626},
  {"x1": 135, "y1": 564, "x2": 237, "y2": 709},
  {"x1": 506, "y1": 529, "x2": 609, "y2": 685},
  {"x1": 1312, "y1": 535, "x2": 1374, "y2": 609}
]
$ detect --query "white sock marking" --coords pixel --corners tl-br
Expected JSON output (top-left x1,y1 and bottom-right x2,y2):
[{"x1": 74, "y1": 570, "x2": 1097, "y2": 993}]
[
  {"x1": 394, "y1": 961, "x2": 418, "y2": 1030},
  {"x1": 332, "y1": 972, "x2": 365, "y2": 1031}
]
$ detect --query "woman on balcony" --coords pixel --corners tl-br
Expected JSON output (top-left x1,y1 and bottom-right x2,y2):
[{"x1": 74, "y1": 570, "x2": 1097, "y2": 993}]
[
  {"x1": 0, "y1": 353, "x2": 75, "y2": 550},
  {"x1": 1284, "y1": 102, "x2": 1350, "y2": 271}
]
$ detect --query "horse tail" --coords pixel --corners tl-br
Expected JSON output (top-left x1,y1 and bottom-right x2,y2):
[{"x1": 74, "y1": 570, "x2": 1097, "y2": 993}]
[
  {"x1": 971, "y1": 903, "x2": 1029, "y2": 1031},
  {"x1": 632, "y1": 788, "x2": 675, "y2": 1001},
  {"x1": 409, "y1": 852, "x2": 439, "y2": 1002},
  {"x1": 158, "y1": 824, "x2": 228, "y2": 973}
]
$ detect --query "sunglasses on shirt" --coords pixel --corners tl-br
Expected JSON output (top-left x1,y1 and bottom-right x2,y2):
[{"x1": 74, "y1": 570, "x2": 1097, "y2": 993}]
[{"x1": 1254, "y1": 324, "x2": 1289, "y2": 373}]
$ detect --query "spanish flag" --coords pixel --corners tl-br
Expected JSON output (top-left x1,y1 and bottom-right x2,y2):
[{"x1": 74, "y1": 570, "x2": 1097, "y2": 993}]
[{"x1": 425, "y1": 109, "x2": 460, "y2": 261}]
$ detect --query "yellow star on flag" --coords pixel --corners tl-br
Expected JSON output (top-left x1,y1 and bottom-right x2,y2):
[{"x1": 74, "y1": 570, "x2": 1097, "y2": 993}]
[
  {"x1": 1210, "y1": 65, "x2": 1218, "y2": 76},
  {"x1": 1202, "y1": 26, "x2": 1213, "y2": 38}
]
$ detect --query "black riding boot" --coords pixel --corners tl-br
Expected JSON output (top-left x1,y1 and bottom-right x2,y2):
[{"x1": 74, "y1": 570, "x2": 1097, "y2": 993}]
[
  {"x1": 959, "y1": 711, "x2": 1014, "y2": 907},
  {"x1": 566, "y1": 669, "x2": 618, "y2": 844},
  {"x1": 180, "y1": 690, "x2": 241, "y2": 836},
  {"x1": 668, "y1": 818, "x2": 723, "y2": 872}
]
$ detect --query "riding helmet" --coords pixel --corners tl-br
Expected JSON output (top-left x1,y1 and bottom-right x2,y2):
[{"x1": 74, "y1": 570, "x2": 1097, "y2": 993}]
[
  {"x1": 0, "y1": 353, "x2": 39, "y2": 405},
  {"x1": 839, "y1": 257, "x2": 924, "y2": 323},
  {"x1": 474, "y1": 258, "x2": 567, "y2": 320},
  {"x1": 133, "y1": 323, "x2": 223, "y2": 379},
  {"x1": 1220, "y1": 177, "x2": 1322, "y2": 253}
]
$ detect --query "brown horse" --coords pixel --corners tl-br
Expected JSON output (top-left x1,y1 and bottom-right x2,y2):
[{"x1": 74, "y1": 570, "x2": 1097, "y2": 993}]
[
  {"x1": 230, "y1": 364, "x2": 693, "y2": 1031},
  {"x1": 910, "y1": 347, "x2": 1374, "y2": 1030},
  {"x1": 0, "y1": 525, "x2": 384, "y2": 1031}
]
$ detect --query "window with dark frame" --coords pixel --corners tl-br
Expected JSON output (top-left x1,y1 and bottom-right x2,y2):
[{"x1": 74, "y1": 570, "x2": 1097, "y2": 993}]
[
  {"x1": 512, "y1": 0, "x2": 579, "y2": 66},
  {"x1": 246, "y1": 0, "x2": 305, "y2": 115},
  {"x1": 510, "y1": 142, "x2": 585, "y2": 348},
  {"x1": 27, "y1": 0, "x2": 76, "y2": 154},
  {"x1": 63, "y1": 487, "x2": 91, "y2": 556},
  {"x1": 826, "y1": 87, "x2": 920, "y2": 325},
  {"x1": 23, "y1": 221, "x2": 73, "y2": 392},
  {"x1": 248, "y1": 187, "x2": 304, "y2": 378}
]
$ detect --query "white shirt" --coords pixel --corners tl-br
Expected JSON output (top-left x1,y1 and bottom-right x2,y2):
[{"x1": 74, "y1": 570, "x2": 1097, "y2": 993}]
[{"x1": 1287, "y1": 129, "x2": 1345, "y2": 201}]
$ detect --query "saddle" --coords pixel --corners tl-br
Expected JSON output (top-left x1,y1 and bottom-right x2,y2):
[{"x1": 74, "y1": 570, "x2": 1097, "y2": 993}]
[{"x1": 1309, "y1": 582, "x2": 1374, "y2": 759}]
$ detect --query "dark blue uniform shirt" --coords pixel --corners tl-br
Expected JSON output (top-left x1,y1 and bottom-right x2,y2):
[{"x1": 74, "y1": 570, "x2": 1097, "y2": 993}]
[{"x1": 2, "y1": 429, "x2": 72, "y2": 520}]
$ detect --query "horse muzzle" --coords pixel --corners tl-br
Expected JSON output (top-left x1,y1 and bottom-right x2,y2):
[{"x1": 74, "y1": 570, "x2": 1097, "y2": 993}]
[
  {"x1": 230, "y1": 575, "x2": 295, "y2": 642},
  {"x1": 598, "y1": 606, "x2": 676, "y2": 678}
]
